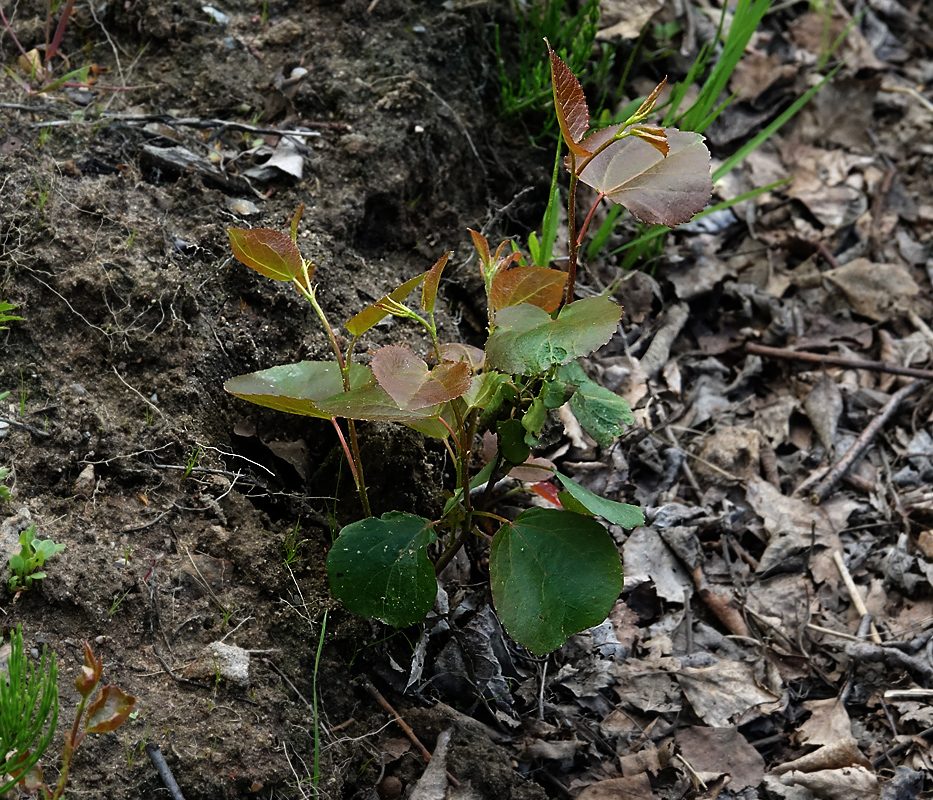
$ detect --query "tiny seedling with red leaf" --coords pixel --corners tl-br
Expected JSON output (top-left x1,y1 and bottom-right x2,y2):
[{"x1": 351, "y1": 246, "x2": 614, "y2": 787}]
[
  {"x1": 9, "y1": 639, "x2": 136, "y2": 799},
  {"x1": 222, "y1": 51, "x2": 711, "y2": 654}
]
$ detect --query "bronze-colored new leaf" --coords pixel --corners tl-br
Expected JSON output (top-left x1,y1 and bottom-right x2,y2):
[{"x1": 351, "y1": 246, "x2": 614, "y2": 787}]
[
  {"x1": 371, "y1": 346, "x2": 471, "y2": 411},
  {"x1": 421, "y1": 251, "x2": 451, "y2": 313},
  {"x1": 228, "y1": 227, "x2": 311, "y2": 289},
  {"x1": 84, "y1": 685, "x2": 137, "y2": 734},
  {"x1": 576, "y1": 127, "x2": 712, "y2": 227},
  {"x1": 490, "y1": 266, "x2": 568, "y2": 314},
  {"x1": 74, "y1": 641, "x2": 103, "y2": 698},
  {"x1": 546, "y1": 43, "x2": 591, "y2": 159},
  {"x1": 631, "y1": 125, "x2": 669, "y2": 156},
  {"x1": 634, "y1": 77, "x2": 667, "y2": 120},
  {"x1": 345, "y1": 271, "x2": 426, "y2": 336}
]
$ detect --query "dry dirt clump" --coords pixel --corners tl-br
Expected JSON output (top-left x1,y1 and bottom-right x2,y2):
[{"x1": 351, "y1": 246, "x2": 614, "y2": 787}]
[{"x1": 1, "y1": 0, "x2": 933, "y2": 798}]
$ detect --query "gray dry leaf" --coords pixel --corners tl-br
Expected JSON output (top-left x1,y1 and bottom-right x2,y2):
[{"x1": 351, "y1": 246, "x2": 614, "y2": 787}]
[
  {"x1": 804, "y1": 374, "x2": 843, "y2": 454},
  {"x1": 778, "y1": 766, "x2": 880, "y2": 800},
  {"x1": 408, "y1": 728, "x2": 453, "y2": 800},
  {"x1": 676, "y1": 659, "x2": 783, "y2": 727},
  {"x1": 746, "y1": 477, "x2": 859, "y2": 576},
  {"x1": 623, "y1": 527, "x2": 693, "y2": 604},
  {"x1": 598, "y1": 0, "x2": 666, "y2": 40},
  {"x1": 674, "y1": 726, "x2": 765, "y2": 791},
  {"x1": 824, "y1": 259, "x2": 920, "y2": 322}
]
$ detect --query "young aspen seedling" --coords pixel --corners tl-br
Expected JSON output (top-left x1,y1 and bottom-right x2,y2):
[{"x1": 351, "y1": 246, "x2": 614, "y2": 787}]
[
  {"x1": 222, "y1": 51, "x2": 711, "y2": 654},
  {"x1": 1, "y1": 632, "x2": 136, "y2": 798}
]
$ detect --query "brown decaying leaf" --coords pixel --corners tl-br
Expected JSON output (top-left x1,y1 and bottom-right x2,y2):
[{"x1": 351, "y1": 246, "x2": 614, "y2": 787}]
[
  {"x1": 547, "y1": 44, "x2": 591, "y2": 158},
  {"x1": 576, "y1": 773, "x2": 657, "y2": 800},
  {"x1": 771, "y1": 698, "x2": 871, "y2": 775},
  {"x1": 674, "y1": 726, "x2": 765, "y2": 791},
  {"x1": 804, "y1": 373, "x2": 843, "y2": 454},
  {"x1": 576, "y1": 128, "x2": 712, "y2": 227},
  {"x1": 490, "y1": 265, "x2": 568, "y2": 313},
  {"x1": 371, "y1": 345, "x2": 470, "y2": 411}
]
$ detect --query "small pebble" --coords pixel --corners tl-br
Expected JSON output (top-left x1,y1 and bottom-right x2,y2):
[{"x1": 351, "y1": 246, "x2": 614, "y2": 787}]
[
  {"x1": 202, "y1": 6, "x2": 230, "y2": 25},
  {"x1": 225, "y1": 197, "x2": 260, "y2": 216}
]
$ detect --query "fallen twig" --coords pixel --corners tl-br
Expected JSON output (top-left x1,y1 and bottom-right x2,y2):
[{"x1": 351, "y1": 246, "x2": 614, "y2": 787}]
[
  {"x1": 146, "y1": 743, "x2": 187, "y2": 800},
  {"x1": 809, "y1": 381, "x2": 921, "y2": 503},
  {"x1": 150, "y1": 646, "x2": 212, "y2": 690},
  {"x1": 833, "y1": 552, "x2": 882, "y2": 643},
  {"x1": 0, "y1": 415, "x2": 51, "y2": 437},
  {"x1": 846, "y1": 641, "x2": 933, "y2": 684},
  {"x1": 360, "y1": 678, "x2": 460, "y2": 788},
  {"x1": 745, "y1": 342, "x2": 933, "y2": 382}
]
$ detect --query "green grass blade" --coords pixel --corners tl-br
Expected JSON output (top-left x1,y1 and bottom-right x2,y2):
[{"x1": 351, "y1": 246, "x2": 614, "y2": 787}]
[
  {"x1": 534, "y1": 142, "x2": 563, "y2": 269},
  {"x1": 608, "y1": 179, "x2": 790, "y2": 261},
  {"x1": 714, "y1": 64, "x2": 842, "y2": 181}
]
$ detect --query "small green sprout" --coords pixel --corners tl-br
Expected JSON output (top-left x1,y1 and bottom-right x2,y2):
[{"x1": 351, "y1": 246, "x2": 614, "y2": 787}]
[
  {"x1": 8, "y1": 525, "x2": 66, "y2": 592},
  {"x1": 0, "y1": 302, "x2": 24, "y2": 329},
  {"x1": 0, "y1": 465, "x2": 11, "y2": 502}
]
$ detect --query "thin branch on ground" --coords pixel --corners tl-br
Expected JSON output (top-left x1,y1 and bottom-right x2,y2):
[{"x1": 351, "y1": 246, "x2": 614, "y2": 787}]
[
  {"x1": 745, "y1": 342, "x2": 933, "y2": 381},
  {"x1": 359, "y1": 678, "x2": 460, "y2": 788},
  {"x1": 0, "y1": 415, "x2": 51, "y2": 437},
  {"x1": 808, "y1": 381, "x2": 921, "y2": 503},
  {"x1": 833, "y1": 551, "x2": 882, "y2": 643}
]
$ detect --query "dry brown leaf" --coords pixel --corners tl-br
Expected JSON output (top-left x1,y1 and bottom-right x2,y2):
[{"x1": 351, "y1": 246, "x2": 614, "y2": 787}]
[
  {"x1": 804, "y1": 374, "x2": 843, "y2": 454},
  {"x1": 576, "y1": 773, "x2": 657, "y2": 800},
  {"x1": 773, "y1": 698, "x2": 872, "y2": 775},
  {"x1": 777, "y1": 766, "x2": 880, "y2": 800},
  {"x1": 695, "y1": 426, "x2": 761, "y2": 484},
  {"x1": 618, "y1": 741, "x2": 664, "y2": 777},
  {"x1": 677, "y1": 660, "x2": 783, "y2": 727},
  {"x1": 824, "y1": 259, "x2": 920, "y2": 322},
  {"x1": 674, "y1": 726, "x2": 765, "y2": 791}
]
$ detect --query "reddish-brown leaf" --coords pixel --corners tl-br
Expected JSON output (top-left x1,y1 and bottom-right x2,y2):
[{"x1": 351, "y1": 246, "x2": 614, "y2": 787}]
[
  {"x1": 421, "y1": 251, "x2": 451, "y2": 313},
  {"x1": 631, "y1": 125, "x2": 669, "y2": 156},
  {"x1": 576, "y1": 127, "x2": 712, "y2": 226},
  {"x1": 547, "y1": 43, "x2": 591, "y2": 158},
  {"x1": 371, "y1": 346, "x2": 471, "y2": 411},
  {"x1": 490, "y1": 266, "x2": 568, "y2": 313},
  {"x1": 634, "y1": 77, "x2": 667, "y2": 119},
  {"x1": 468, "y1": 228, "x2": 491, "y2": 267},
  {"x1": 75, "y1": 641, "x2": 103, "y2": 698},
  {"x1": 228, "y1": 228, "x2": 311, "y2": 289},
  {"x1": 85, "y1": 685, "x2": 136, "y2": 734}
]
